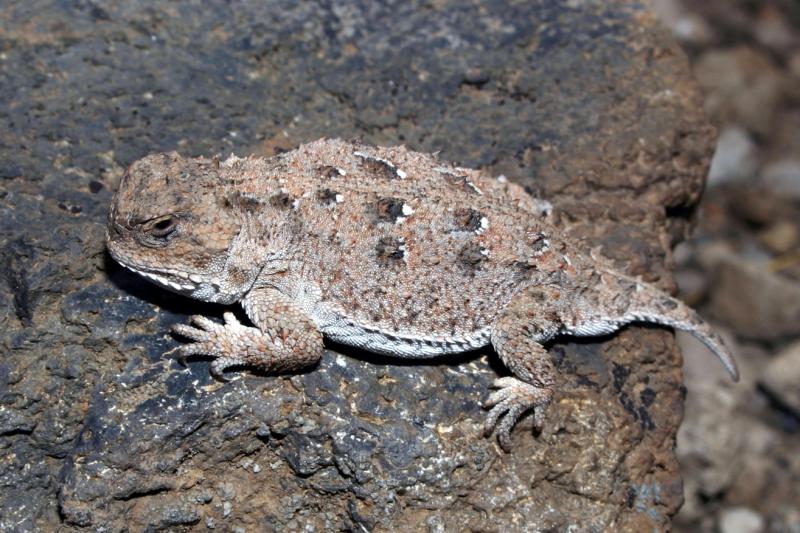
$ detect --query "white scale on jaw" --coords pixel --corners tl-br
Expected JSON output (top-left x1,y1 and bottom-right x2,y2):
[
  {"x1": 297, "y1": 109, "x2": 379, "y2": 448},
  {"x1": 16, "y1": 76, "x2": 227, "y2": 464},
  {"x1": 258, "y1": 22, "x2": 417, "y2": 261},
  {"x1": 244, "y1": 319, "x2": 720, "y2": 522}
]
[{"x1": 120, "y1": 262, "x2": 200, "y2": 292}]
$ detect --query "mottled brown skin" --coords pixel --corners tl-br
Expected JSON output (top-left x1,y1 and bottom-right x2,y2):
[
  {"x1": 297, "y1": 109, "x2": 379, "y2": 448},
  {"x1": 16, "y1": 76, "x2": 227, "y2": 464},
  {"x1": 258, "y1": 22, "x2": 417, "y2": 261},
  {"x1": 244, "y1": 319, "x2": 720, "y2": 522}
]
[{"x1": 106, "y1": 139, "x2": 738, "y2": 450}]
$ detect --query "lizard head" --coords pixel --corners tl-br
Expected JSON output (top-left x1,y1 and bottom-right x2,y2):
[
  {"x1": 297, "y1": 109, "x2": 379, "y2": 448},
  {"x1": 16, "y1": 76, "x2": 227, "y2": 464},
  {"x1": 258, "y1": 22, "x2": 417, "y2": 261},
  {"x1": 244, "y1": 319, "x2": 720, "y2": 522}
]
[{"x1": 106, "y1": 152, "x2": 260, "y2": 304}]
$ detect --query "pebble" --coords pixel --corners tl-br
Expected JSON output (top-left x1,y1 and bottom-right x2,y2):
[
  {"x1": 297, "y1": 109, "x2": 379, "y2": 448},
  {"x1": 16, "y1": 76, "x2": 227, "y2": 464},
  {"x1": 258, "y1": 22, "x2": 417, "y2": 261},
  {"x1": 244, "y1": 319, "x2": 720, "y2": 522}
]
[
  {"x1": 695, "y1": 47, "x2": 785, "y2": 137},
  {"x1": 703, "y1": 252, "x2": 800, "y2": 340},
  {"x1": 719, "y1": 507, "x2": 765, "y2": 533},
  {"x1": 760, "y1": 341, "x2": 800, "y2": 416},
  {"x1": 758, "y1": 220, "x2": 799, "y2": 254},
  {"x1": 760, "y1": 159, "x2": 800, "y2": 199},
  {"x1": 708, "y1": 127, "x2": 758, "y2": 186}
]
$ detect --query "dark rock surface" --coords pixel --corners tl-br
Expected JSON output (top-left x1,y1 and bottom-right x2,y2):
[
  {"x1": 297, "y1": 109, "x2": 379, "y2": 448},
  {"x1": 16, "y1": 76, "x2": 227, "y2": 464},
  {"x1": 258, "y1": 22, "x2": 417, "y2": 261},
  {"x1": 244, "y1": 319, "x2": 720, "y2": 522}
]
[{"x1": 0, "y1": 1, "x2": 714, "y2": 531}]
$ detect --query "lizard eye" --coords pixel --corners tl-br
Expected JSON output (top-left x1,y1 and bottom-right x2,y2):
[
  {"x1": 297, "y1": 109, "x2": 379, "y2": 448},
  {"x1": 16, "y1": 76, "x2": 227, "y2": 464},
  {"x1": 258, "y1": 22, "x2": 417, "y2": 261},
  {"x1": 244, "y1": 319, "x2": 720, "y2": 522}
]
[
  {"x1": 150, "y1": 216, "x2": 176, "y2": 237},
  {"x1": 137, "y1": 215, "x2": 178, "y2": 246}
]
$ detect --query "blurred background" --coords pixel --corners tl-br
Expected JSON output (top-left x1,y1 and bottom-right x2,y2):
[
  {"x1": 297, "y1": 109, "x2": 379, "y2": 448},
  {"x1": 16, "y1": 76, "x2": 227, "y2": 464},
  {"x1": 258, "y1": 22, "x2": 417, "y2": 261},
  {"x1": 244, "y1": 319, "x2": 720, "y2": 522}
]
[{"x1": 653, "y1": 1, "x2": 800, "y2": 532}]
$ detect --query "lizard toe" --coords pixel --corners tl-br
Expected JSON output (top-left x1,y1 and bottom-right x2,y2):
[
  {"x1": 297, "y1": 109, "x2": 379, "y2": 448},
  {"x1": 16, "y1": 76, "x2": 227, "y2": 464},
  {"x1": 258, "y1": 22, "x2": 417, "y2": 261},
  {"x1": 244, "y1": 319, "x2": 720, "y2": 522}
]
[
  {"x1": 482, "y1": 377, "x2": 552, "y2": 451},
  {"x1": 210, "y1": 357, "x2": 244, "y2": 381},
  {"x1": 190, "y1": 315, "x2": 219, "y2": 331},
  {"x1": 172, "y1": 323, "x2": 209, "y2": 342}
]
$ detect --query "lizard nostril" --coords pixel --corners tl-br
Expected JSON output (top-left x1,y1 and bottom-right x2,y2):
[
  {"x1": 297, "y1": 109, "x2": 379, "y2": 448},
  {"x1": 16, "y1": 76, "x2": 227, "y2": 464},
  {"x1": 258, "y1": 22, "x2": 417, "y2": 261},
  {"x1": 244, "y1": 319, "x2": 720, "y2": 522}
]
[{"x1": 109, "y1": 221, "x2": 124, "y2": 237}]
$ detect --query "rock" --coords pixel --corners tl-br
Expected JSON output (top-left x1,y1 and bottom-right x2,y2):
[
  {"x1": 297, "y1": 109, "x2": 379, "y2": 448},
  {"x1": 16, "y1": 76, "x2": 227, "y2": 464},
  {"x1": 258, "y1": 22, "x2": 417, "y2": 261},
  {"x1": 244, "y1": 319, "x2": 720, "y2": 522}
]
[
  {"x1": 718, "y1": 507, "x2": 765, "y2": 533},
  {"x1": 702, "y1": 251, "x2": 800, "y2": 341},
  {"x1": 707, "y1": 126, "x2": 759, "y2": 186},
  {"x1": 753, "y1": 4, "x2": 797, "y2": 55},
  {"x1": 0, "y1": 1, "x2": 715, "y2": 531},
  {"x1": 761, "y1": 341, "x2": 800, "y2": 416},
  {"x1": 676, "y1": 331, "x2": 797, "y2": 533},
  {"x1": 676, "y1": 333, "x2": 748, "y2": 503},
  {"x1": 760, "y1": 159, "x2": 800, "y2": 200},
  {"x1": 694, "y1": 46, "x2": 786, "y2": 137},
  {"x1": 758, "y1": 220, "x2": 799, "y2": 255},
  {"x1": 652, "y1": 0, "x2": 717, "y2": 46},
  {"x1": 789, "y1": 51, "x2": 800, "y2": 79}
]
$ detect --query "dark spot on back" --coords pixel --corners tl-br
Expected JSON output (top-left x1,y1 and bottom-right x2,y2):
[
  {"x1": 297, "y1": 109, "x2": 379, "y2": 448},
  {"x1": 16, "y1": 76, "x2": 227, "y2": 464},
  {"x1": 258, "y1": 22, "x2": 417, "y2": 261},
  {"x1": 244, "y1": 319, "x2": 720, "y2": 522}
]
[
  {"x1": 620, "y1": 280, "x2": 638, "y2": 296},
  {"x1": 270, "y1": 192, "x2": 294, "y2": 209},
  {"x1": 375, "y1": 197, "x2": 405, "y2": 222},
  {"x1": 357, "y1": 154, "x2": 402, "y2": 179},
  {"x1": 453, "y1": 208, "x2": 484, "y2": 232},
  {"x1": 224, "y1": 191, "x2": 262, "y2": 211},
  {"x1": 660, "y1": 297, "x2": 679, "y2": 310},
  {"x1": 530, "y1": 232, "x2": 549, "y2": 253},
  {"x1": 528, "y1": 288, "x2": 547, "y2": 302},
  {"x1": 459, "y1": 243, "x2": 487, "y2": 267},
  {"x1": 318, "y1": 165, "x2": 342, "y2": 179},
  {"x1": 442, "y1": 172, "x2": 481, "y2": 195},
  {"x1": 317, "y1": 188, "x2": 340, "y2": 206},
  {"x1": 376, "y1": 237, "x2": 405, "y2": 261}
]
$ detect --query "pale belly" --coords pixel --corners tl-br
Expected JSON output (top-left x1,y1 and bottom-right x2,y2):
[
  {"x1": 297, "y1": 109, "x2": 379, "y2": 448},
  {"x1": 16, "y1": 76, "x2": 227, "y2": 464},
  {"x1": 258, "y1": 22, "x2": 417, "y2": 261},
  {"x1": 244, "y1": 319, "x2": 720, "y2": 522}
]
[
  {"x1": 305, "y1": 298, "x2": 491, "y2": 358},
  {"x1": 280, "y1": 277, "x2": 494, "y2": 358}
]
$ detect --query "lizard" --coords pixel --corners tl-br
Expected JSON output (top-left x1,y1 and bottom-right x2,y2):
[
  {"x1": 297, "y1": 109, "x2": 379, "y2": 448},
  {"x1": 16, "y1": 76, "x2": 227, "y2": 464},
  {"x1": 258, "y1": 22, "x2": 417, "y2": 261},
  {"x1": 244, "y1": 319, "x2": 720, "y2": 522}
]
[{"x1": 106, "y1": 138, "x2": 739, "y2": 450}]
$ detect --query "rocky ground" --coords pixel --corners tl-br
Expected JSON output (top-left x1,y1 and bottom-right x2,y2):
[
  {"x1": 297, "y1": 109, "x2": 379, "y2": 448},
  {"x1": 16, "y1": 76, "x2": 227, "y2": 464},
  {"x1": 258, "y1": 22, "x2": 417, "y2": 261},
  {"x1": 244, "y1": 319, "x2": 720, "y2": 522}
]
[
  {"x1": 655, "y1": 1, "x2": 800, "y2": 532},
  {"x1": 0, "y1": 0, "x2": 771, "y2": 531}
]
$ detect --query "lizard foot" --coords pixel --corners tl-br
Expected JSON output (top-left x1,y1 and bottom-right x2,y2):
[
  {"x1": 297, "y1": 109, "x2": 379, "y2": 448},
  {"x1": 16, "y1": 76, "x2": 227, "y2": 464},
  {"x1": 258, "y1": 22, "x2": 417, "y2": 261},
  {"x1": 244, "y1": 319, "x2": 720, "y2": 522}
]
[
  {"x1": 171, "y1": 312, "x2": 249, "y2": 380},
  {"x1": 483, "y1": 376, "x2": 552, "y2": 451}
]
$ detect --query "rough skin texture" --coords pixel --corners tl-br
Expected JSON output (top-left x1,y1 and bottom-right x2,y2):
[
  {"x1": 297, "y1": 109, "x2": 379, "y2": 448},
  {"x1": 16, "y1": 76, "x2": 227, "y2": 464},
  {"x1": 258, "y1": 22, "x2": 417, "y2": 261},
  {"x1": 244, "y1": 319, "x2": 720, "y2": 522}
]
[{"x1": 106, "y1": 138, "x2": 738, "y2": 450}]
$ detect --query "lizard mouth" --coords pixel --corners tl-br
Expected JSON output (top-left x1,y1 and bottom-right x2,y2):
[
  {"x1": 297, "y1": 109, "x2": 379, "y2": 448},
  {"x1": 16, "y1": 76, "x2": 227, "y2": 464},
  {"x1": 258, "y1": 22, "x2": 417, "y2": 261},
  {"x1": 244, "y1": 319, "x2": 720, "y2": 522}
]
[
  {"x1": 121, "y1": 262, "x2": 198, "y2": 292},
  {"x1": 107, "y1": 245, "x2": 201, "y2": 292}
]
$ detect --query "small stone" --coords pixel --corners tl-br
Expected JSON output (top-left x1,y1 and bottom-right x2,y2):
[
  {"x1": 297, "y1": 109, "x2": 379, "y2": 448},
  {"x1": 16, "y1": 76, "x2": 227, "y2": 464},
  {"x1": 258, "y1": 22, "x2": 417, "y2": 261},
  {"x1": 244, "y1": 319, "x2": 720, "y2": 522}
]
[
  {"x1": 0, "y1": 160, "x2": 23, "y2": 179},
  {"x1": 219, "y1": 482, "x2": 236, "y2": 501},
  {"x1": 704, "y1": 251, "x2": 800, "y2": 341},
  {"x1": 707, "y1": 127, "x2": 758, "y2": 186},
  {"x1": 694, "y1": 46, "x2": 785, "y2": 137},
  {"x1": 677, "y1": 334, "x2": 744, "y2": 497},
  {"x1": 760, "y1": 159, "x2": 800, "y2": 199},
  {"x1": 758, "y1": 221, "x2": 799, "y2": 255},
  {"x1": 760, "y1": 341, "x2": 800, "y2": 416},
  {"x1": 753, "y1": 4, "x2": 795, "y2": 54},
  {"x1": 651, "y1": 0, "x2": 716, "y2": 46},
  {"x1": 718, "y1": 507, "x2": 765, "y2": 533},
  {"x1": 462, "y1": 67, "x2": 490, "y2": 86},
  {"x1": 789, "y1": 51, "x2": 800, "y2": 78},
  {"x1": 222, "y1": 501, "x2": 232, "y2": 518},
  {"x1": 195, "y1": 490, "x2": 214, "y2": 504}
]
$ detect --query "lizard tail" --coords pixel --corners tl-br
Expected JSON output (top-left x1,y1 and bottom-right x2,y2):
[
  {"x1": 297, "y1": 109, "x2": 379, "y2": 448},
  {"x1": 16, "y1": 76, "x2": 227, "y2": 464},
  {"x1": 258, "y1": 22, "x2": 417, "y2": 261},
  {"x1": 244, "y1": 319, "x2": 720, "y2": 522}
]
[{"x1": 619, "y1": 280, "x2": 740, "y2": 382}]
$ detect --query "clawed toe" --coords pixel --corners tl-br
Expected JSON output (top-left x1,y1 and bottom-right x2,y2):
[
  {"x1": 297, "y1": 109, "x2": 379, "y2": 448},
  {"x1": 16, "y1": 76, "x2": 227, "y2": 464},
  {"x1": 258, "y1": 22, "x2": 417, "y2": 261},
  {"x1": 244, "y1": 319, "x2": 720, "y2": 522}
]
[
  {"x1": 483, "y1": 377, "x2": 552, "y2": 451},
  {"x1": 190, "y1": 314, "x2": 218, "y2": 331},
  {"x1": 211, "y1": 357, "x2": 243, "y2": 381},
  {"x1": 170, "y1": 316, "x2": 230, "y2": 370},
  {"x1": 171, "y1": 323, "x2": 208, "y2": 342}
]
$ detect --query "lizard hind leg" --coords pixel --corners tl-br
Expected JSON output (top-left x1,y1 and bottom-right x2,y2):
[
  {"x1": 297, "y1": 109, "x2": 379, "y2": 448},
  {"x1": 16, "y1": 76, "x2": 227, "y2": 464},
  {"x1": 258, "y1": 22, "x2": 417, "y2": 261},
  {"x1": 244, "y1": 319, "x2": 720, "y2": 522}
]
[{"x1": 486, "y1": 297, "x2": 558, "y2": 451}]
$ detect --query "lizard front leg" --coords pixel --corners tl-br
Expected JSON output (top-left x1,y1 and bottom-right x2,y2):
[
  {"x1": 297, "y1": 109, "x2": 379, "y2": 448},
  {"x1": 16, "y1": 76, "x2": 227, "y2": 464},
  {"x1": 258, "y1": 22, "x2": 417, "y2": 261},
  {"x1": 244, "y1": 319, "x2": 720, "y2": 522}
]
[
  {"x1": 172, "y1": 286, "x2": 323, "y2": 378},
  {"x1": 486, "y1": 290, "x2": 558, "y2": 451}
]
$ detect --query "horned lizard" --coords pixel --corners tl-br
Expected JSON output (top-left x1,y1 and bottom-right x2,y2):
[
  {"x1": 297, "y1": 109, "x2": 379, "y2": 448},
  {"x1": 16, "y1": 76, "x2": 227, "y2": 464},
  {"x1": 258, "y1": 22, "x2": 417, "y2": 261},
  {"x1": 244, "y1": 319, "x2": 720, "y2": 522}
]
[{"x1": 106, "y1": 138, "x2": 738, "y2": 450}]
